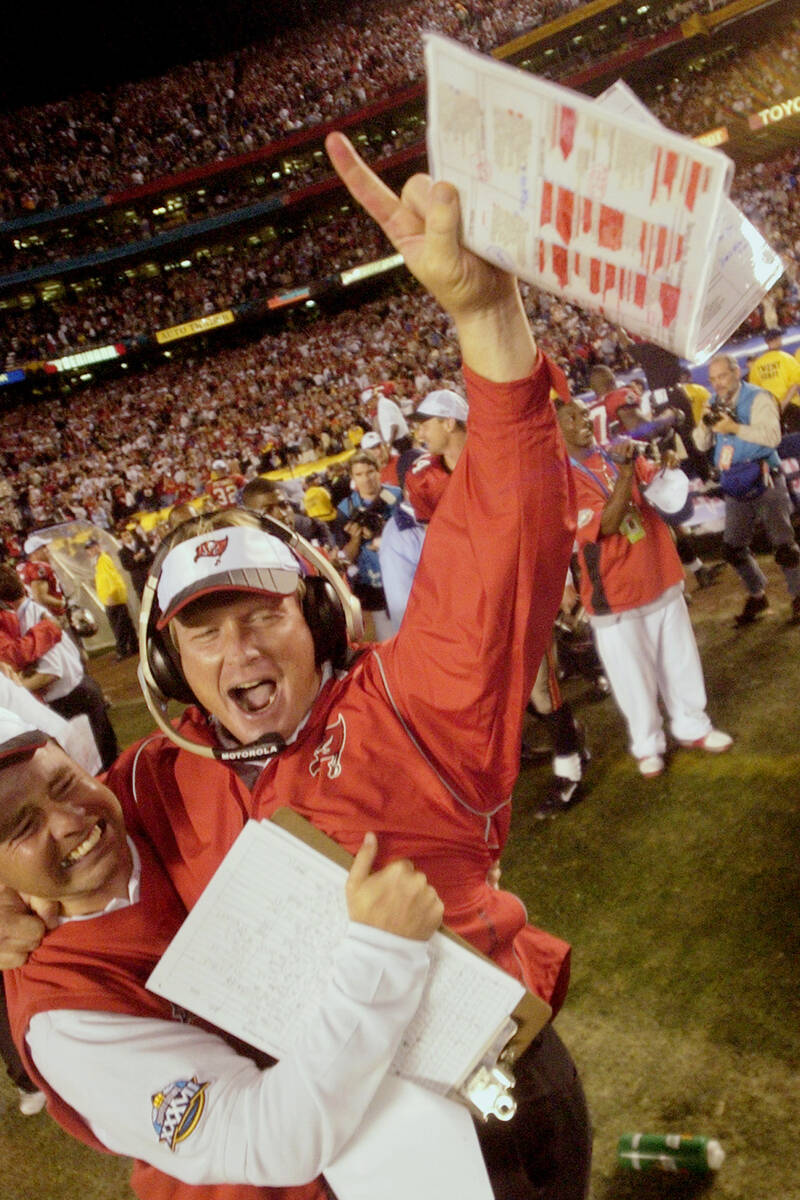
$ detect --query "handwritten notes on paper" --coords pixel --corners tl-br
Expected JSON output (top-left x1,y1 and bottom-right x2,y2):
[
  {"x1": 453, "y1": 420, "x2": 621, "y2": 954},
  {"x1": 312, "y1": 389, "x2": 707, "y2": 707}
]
[
  {"x1": 424, "y1": 34, "x2": 781, "y2": 362},
  {"x1": 147, "y1": 819, "x2": 524, "y2": 1094}
]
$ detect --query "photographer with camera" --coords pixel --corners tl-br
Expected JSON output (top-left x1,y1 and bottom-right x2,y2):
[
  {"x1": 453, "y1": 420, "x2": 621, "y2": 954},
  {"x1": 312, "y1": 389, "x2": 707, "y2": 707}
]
[
  {"x1": 335, "y1": 451, "x2": 401, "y2": 640},
  {"x1": 556, "y1": 396, "x2": 731, "y2": 779},
  {"x1": 693, "y1": 354, "x2": 800, "y2": 627}
]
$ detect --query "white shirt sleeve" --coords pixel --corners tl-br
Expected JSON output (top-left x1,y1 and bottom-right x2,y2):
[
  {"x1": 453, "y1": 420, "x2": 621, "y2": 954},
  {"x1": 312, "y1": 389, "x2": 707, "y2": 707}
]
[
  {"x1": 25, "y1": 922, "x2": 430, "y2": 1187},
  {"x1": 737, "y1": 391, "x2": 781, "y2": 448}
]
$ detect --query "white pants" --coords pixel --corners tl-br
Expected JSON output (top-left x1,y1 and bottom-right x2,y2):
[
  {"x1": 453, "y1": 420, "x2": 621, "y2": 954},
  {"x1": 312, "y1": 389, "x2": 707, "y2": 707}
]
[{"x1": 592, "y1": 592, "x2": 711, "y2": 760}]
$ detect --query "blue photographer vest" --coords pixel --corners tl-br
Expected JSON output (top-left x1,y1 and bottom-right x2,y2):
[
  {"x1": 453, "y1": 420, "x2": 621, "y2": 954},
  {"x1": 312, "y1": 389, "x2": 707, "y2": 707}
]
[{"x1": 713, "y1": 381, "x2": 780, "y2": 470}]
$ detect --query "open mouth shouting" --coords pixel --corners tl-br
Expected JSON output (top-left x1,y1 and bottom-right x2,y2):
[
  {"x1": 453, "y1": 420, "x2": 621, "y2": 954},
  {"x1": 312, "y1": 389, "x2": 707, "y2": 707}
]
[
  {"x1": 230, "y1": 678, "x2": 277, "y2": 715},
  {"x1": 173, "y1": 592, "x2": 323, "y2": 745}
]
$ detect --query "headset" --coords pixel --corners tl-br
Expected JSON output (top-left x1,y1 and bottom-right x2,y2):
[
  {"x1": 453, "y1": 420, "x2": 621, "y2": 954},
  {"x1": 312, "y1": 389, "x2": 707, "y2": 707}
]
[{"x1": 137, "y1": 509, "x2": 364, "y2": 762}]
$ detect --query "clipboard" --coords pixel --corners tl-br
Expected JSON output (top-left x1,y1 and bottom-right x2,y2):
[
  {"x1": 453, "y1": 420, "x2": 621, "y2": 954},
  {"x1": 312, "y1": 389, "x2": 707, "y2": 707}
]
[{"x1": 270, "y1": 808, "x2": 552, "y2": 1120}]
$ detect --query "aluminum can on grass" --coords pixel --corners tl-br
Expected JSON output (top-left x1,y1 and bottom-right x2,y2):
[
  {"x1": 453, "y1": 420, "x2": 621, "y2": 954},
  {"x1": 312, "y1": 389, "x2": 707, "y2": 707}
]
[{"x1": 617, "y1": 1133, "x2": 725, "y2": 1173}]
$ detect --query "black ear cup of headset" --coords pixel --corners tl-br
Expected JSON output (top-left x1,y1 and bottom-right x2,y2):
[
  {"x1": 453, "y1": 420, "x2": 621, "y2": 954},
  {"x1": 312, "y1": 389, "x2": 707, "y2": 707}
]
[
  {"x1": 140, "y1": 510, "x2": 357, "y2": 705},
  {"x1": 302, "y1": 575, "x2": 350, "y2": 670},
  {"x1": 145, "y1": 617, "x2": 197, "y2": 705}
]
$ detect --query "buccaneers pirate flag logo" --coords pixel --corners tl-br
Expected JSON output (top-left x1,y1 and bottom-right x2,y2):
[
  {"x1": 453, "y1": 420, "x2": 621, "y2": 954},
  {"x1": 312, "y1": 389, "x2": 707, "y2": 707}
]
[{"x1": 309, "y1": 714, "x2": 346, "y2": 779}]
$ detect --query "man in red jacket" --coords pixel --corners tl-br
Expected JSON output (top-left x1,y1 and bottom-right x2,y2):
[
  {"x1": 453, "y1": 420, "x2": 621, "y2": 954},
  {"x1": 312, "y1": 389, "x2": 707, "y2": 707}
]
[{"x1": 0, "y1": 133, "x2": 590, "y2": 1199}]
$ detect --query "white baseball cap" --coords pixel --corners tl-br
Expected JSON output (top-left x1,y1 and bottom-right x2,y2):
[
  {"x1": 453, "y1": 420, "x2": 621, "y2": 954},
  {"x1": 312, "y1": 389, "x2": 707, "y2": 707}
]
[
  {"x1": 643, "y1": 469, "x2": 692, "y2": 523},
  {"x1": 23, "y1": 534, "x2": 48, "y2": 554},
  {"x1": 156, "y1": 525, "x2": 300, "y2": 629},
  {"x1": 0, "y1": 708, "x2": 48, "y2": 766},
  {"x1": 360, "y1": 431, "x2": 382, "y2": 451},
  {"x1": 410, "y1": 389, "x2": 469, "y2": 423}
]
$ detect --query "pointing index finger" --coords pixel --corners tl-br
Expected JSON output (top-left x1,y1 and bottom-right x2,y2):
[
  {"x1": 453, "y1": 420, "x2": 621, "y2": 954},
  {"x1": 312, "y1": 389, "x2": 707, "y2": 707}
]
[{"x1": 325, "y1": 133, "x2": 401, "y2": 228}]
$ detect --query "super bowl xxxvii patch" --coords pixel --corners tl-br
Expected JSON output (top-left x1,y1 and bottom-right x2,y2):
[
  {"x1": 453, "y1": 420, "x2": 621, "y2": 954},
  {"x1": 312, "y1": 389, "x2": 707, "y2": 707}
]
[{"x1": 152, "y1": 1077, "x2": 209, "y2": 1151}]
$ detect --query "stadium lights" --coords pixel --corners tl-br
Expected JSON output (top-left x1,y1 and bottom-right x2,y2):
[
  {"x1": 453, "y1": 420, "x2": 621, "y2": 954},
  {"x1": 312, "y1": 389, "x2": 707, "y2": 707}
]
[{"x1": 637, "y1": 5, "x2": 650, "y2": 12}]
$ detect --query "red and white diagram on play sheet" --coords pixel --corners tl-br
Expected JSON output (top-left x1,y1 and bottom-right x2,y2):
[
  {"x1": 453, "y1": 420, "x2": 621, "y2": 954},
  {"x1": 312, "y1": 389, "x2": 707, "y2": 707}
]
[
  {"x1": 424, "y1": 34, "x2": 738, "y2": 362},
  {"x1": 594, "y1": 80, "x2": 783, "y2": 363}
]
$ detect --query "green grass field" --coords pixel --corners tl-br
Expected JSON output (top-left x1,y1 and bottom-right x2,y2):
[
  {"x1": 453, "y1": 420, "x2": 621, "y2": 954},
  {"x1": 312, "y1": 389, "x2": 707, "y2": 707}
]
[{"x1": 1, "y1": 553, "x2": 798, "y2": 1200}]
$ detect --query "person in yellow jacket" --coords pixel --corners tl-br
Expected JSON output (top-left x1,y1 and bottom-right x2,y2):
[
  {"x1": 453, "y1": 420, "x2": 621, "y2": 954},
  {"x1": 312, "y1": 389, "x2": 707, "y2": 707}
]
[
  {"x1": 678, "y1": 368, "x2": 713, "y2": 428},
  {"x1": 86, "y1": 537, "x2": 138, "y2": 661},
  {"x1": 749, "y1": 329, "x2": 800, "y2": 420}
]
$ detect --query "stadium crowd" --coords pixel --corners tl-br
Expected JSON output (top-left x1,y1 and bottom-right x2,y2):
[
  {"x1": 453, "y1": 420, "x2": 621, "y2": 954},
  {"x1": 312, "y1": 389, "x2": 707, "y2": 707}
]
[
  {"x1": 0, "y1": 0, "x2": 585, "y2": 219},
  {"x1": 646, "y1": 17, "x2": 800, "y2": 137},
  {"x1": 0, "y1": 0, "x2": 750, "y2": 222},
  {"x1": 14, "y1": 237, "x2": 755, "y2": 557},
  {"x1": 0, "y1": 4, "x2": 798, "y2": 597},
  {"x1": 0, "y1": 284, "x2": 460, "y2": 548},
  {"x1": 3, "y1": 152, "x2": 799, "y2": 377},
  {"x1": 1, "y1": 207, "x2": 395, "y2": 365},
  {"x1": 1, "y1": 19, "x2": 799, "y2": 375}
]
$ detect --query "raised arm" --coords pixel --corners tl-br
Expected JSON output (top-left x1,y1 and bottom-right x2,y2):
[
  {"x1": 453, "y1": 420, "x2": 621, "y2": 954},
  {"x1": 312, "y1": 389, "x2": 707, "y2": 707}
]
[
  {"x1": 600, "y1": 442, "x2": 637, "y2": 536},
  {"x1": 325, "y1": 132, "x2": 536, "y2": 383}
]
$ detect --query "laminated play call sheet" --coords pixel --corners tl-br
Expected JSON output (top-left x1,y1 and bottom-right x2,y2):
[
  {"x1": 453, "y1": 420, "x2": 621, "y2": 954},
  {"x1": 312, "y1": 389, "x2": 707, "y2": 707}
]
[
  {"x1": 424, "y1": 34, "x2": 781, "y2": 362},
  {"x1": 147, "y1": 818, "x2": 526, "y2": 1096}
]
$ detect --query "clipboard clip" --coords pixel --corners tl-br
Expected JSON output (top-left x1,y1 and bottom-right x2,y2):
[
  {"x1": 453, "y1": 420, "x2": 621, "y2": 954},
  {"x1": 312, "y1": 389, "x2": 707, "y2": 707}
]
[{"x1": 458, "y1": 1017, "x2": 518, "y2": 1122}]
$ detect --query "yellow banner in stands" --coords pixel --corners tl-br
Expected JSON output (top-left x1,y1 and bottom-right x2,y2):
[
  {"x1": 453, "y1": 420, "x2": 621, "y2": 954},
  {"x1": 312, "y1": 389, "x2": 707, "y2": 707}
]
[{"x1": 156, "y1": 311, "x2": 235, "y2": 344}]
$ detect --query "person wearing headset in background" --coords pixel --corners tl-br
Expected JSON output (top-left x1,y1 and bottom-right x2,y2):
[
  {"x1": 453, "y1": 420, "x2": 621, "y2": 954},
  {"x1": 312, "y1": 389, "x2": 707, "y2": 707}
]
[{"x1": 0, "y1": 132, "x2": 590, "y2": 1200}]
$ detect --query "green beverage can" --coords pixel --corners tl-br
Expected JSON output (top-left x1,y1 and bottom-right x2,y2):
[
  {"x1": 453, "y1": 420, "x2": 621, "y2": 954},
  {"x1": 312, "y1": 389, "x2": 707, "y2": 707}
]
[{"x1": 617, "y1": 1133, "x2": 725, "y2": 1173}]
